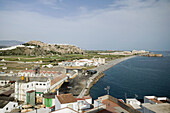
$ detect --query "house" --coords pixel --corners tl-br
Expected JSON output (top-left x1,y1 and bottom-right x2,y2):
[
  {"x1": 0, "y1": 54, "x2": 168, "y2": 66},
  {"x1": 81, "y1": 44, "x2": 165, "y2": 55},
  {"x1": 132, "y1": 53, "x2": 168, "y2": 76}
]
[
  {"x1": 142, "y1": 96, "x2": 170, "y2": 113},
  {"x1": 58, "y1": 58, "x2": 106, "y2": 67},
  {"x1": 126, "y1": 98, "x2": 142, "y2": 112},
  {"x1": 43, "y1": 93, "x2": 56, "y2": 109},
  {"x1": 92, "y1": 58, "x2": 105, "y2": 65},
  {"x1": 142, "y1": 103, "x2": 170, "y2": 113},
  {"x1": 14, "y1": 77, "x2": 50, "y2": 104},
  {"x1": 0, "y1": 100, "x2": 18, "y2": 113},
  {"x1": 76, "y1": 96, "x2": 93, "y2": 112},
  {"x1": 18, "y1": 70, "x2": 57, "y2": 77},
  {"x1": 92, "y1": 95, "x2": 140, "y2": 113},
  {"x1": 55, "y1": 93, "x2": 92, "y2": 112},
  {"x1": 144, "y1": 96, "x2": 170, "y2": 104},
  {"x1": 55, "y1": 93, "x2": 77, "y2": 111}
]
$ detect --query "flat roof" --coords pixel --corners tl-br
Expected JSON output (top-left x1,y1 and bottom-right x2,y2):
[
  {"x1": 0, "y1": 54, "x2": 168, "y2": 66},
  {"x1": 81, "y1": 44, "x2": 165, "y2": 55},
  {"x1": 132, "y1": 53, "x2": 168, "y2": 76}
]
[
  {"x1": 142, "y1": 103, "x2": 170, "y2": 113},
  {"x1": 0, "y1": 100, "x2": 9, "y2": 108},
  {"x1": 43, "y1": 92, "x2": 57, "y2": 99},
  {"x1": 0, "y1": 76, "x2": 48, "y2": 82}
]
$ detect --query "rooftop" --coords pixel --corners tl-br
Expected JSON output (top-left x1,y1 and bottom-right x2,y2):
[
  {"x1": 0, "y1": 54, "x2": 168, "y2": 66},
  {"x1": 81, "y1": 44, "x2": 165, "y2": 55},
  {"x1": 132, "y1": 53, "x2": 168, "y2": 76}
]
[
  {"x1": 145, "y1": 96, "x2": 170, "y2": 104},
  {"x1": 56, "y1": 93, "x2": 77, "y2": 104},
  {"x1": 126, "y1": 98, "x2": 141, "y2": 109},
  {"x1": 0, "y1": 100, "x2": 9, "y2": 108},
  {"x1": 51, "y1": 74, "x2": 67, "y2": 86},
  {"x1": 101, "y1": 99, "x2": 129, "y2": 113},
  {"x1": 0, "y1": 76, "x2": 48, "y2": 82},
  {"x1": 142, "y1": 103, "x2": 170, "y2": 113},
  {"x1": 95, "y1": 95, "x2": 140, "y2": 113},
  {"x1": 43, "y1": 92, "x2": 57, "y2": 99},
  {"x1": 83, "y1": 95, "x2": 92, "y2": 99}
]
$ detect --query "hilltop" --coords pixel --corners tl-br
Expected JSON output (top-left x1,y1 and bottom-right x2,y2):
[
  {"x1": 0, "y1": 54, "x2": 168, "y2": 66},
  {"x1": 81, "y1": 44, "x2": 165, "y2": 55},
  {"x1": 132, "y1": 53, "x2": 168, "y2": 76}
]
[{"x1": 0, "y1": 40, "x2": 84, "y2": 56}]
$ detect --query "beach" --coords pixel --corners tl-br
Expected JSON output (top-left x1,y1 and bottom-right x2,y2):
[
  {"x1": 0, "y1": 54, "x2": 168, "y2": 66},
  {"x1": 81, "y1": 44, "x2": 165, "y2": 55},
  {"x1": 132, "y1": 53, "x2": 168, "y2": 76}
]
[{"x1": 77, "y1": 55, "x2": 136, "y2": 98}]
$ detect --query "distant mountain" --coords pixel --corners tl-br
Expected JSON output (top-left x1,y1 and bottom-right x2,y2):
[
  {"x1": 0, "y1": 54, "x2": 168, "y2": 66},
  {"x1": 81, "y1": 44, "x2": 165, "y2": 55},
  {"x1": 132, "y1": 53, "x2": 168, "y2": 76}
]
[
  {"x1": 0, "y1": 40, "x2": 24, "y2": 46},
  {"x1": 0, "y1": 40, "x2": 84, "y2": 56}
]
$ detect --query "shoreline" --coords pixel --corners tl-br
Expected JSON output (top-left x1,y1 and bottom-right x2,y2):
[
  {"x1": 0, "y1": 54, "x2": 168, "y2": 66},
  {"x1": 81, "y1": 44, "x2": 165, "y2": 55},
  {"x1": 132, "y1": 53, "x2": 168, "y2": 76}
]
[{"x1": 77, "y1": 55, "x2": 136, "y2": 98}]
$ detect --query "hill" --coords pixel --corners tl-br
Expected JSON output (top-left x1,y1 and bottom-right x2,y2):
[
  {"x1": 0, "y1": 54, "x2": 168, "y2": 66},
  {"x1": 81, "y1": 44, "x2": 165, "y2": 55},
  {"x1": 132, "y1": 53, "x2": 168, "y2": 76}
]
[{"x1": 0, "y1": 40, "x2": 84, "y2": 56}]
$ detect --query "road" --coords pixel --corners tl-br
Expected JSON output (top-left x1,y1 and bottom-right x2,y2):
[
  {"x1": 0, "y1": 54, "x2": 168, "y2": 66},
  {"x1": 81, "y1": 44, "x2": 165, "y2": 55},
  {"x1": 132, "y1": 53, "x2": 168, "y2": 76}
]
[{"x1": 78, "y1": 56, "x2": 136, "y2": 98}]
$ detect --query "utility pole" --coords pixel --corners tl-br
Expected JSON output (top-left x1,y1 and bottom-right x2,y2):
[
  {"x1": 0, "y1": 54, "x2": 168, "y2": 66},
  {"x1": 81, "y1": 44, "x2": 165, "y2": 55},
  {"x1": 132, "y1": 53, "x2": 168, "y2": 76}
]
[{"x1": 135, "y1": 94, "x2": 138, "y2": 99}]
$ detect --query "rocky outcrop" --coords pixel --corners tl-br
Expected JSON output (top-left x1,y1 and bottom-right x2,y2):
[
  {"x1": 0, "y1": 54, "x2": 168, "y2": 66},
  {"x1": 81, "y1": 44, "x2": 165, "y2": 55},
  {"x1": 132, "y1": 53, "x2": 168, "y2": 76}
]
[
  {"x1": 142, "y1": 53, "x2": 163, "y2": 57},
  {"x1": 0, "y1": 40, "x2": 84, "y2": 56}
]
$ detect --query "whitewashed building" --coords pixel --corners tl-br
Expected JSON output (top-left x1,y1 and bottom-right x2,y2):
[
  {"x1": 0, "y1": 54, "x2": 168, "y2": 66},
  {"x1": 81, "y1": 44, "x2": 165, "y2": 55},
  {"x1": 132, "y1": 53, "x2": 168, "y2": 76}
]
[
  {"x1": 58, "y1": 58, "x2": 105, "y2": 67},
  {"x1": 55, "y1": 93, "x2": 77, "y2": 111},
  {"x1": 126, "y1": 98, "x2": 142, "y2": 112},
  {"x1": 0, "y1": 100, "x2": 18, "y2": 113},
  {"x1": 55, "y1": 94, "x2": 92, "y2": 112},
  {"x1": 18, "y1": 70, "x2": 57, "y2": 77},
  {"x1": 14, "y1": 77, "x2": 50, "y2": 104}
]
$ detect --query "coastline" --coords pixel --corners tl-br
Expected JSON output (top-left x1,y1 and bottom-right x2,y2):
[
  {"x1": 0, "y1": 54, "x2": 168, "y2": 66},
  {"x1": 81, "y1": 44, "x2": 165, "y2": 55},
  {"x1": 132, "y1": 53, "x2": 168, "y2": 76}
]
[{"x1": 77, "y1": 55, "x2": 136, "y2": 98}]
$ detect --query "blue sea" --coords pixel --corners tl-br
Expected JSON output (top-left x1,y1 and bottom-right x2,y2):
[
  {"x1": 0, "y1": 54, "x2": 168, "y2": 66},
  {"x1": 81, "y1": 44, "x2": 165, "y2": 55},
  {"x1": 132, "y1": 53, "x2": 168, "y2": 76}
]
[{"x1": 90, "y1": 51, "x2": 170, "y2": 100}]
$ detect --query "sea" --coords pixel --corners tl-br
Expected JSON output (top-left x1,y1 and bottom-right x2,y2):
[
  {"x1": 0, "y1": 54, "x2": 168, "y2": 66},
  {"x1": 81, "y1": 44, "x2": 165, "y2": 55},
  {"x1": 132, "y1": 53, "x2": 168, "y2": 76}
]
[{"x1": 90, "y1": 51, "x2": 170, "y2": 100}]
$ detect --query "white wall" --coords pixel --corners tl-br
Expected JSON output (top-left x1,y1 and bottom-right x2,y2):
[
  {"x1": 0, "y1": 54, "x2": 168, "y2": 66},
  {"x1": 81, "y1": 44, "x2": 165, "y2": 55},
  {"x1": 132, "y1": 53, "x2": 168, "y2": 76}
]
[
  {"x1": 33, "y1": 80, "x2": 51, "y2": 93},
  {"x1": 0, "y1": 102, "x2": 18, "y2": 113},
  {"x1": 55, "y1": 96, "x2": 61, "y2": 110},
  {"x1": 55, "y1": 95, "x2": 77, "y2": 111},
  {"x1": 61, "y1": 102, "x2": 77, "y2": 111},
  {"x1": 15, "y1": 82, "x2": 36, "y2": 102},
  {"x1": 0, "y1": 80, "x2": 10, "y2": 86},
  {"x1": 85, "y1": 98, "x2": 92, "y2": 104},
  {"x1": 144, "y1": 96, "x2": 156, "y2": 104}
]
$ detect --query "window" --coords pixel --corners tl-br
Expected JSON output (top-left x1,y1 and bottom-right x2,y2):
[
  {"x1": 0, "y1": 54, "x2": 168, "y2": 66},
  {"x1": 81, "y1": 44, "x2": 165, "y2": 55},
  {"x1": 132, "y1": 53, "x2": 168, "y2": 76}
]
[
  {"x1": 1, "y1": 82, "x2": 3, "y2": 84},
  {"x1": 40, "y1": 83, "x2": 42, "y2": 85},
  {"x1": 5, "y1": 82, "x2": 7, "y2": 84},
  {"x1": 27, "y1": 85, "x2": 29, "y2": 88},
  {"x1": 32, "y1": 84, "x2": 33, "y2": 86},
  {"x1": 36, "y1": 83, "x2": 38, "y2": 85},
  {"x1": 43, "y1": 84, "x2": 46, "y2": 86},
  {"x1": 6, "y1": 107, "x2": 8, "y2": 110},
  {"x1": 13, "y1": 104, "x2": 15, "y2": 107}
]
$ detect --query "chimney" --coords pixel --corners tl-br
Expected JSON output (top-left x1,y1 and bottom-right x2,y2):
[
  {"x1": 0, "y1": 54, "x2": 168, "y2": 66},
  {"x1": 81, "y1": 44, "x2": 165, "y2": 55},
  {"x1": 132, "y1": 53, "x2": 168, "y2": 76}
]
[{"x1": 56, "y1": 89, "x2": 59, "y2": 96}]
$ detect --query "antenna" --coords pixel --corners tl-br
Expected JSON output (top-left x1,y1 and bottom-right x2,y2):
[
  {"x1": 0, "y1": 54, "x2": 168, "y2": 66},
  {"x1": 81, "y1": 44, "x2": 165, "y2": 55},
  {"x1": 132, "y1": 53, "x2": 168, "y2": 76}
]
[
  {"x1": 135, "y1": 94, "x2": 138, "y2": 99},
  {"x1": 125, "y1": 93, "x2": 127, "y2": 100},
  {"x1": 104, "y1": 86, "x2": 110, "y2": 95}
]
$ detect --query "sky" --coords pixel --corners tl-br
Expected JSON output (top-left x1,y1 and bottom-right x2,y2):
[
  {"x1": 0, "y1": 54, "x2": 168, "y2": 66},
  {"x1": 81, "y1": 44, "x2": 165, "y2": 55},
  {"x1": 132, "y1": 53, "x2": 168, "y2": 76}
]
[{"x1": 0, "y1": 0, "x2": 170, "y2": 51}]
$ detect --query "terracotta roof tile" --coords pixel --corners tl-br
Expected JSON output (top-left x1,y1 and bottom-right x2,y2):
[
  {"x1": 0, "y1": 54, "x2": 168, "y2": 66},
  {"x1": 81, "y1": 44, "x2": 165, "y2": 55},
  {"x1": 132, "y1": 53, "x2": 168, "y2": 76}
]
[
  {"x1": 51, "y1": 74, "x2": 67, "y2": 86},
  {"x1": 56, "y1": 93, "x2": 77, "y2": 104}
]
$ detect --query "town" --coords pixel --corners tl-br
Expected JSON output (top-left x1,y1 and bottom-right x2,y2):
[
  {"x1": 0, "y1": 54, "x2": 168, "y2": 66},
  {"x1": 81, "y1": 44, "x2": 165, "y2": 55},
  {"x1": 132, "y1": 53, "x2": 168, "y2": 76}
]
[{"x1": 0, "y1": 41, "x2": 168, "y2": 113}]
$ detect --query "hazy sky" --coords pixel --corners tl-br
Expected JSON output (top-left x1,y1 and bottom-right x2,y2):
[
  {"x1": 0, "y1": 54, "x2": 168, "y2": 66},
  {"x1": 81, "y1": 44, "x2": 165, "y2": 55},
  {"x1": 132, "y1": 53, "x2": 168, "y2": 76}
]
[{"x1": 0, "y1": 0, "x2": 170, "y2": 50}]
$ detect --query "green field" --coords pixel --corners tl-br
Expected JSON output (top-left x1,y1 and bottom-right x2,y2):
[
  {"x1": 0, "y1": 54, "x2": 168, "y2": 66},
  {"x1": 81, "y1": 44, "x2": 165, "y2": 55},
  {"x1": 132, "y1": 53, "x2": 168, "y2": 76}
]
[{"x1": 0, "y1": 51, "x2": 130, "y2": 72}]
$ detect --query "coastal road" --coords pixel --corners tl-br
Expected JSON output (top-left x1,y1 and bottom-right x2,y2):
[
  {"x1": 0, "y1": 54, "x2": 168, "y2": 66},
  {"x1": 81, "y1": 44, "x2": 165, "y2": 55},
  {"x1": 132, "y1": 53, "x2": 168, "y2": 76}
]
[{"x1": 78, "y1": 56, "x2": 136, "y2": 98}]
